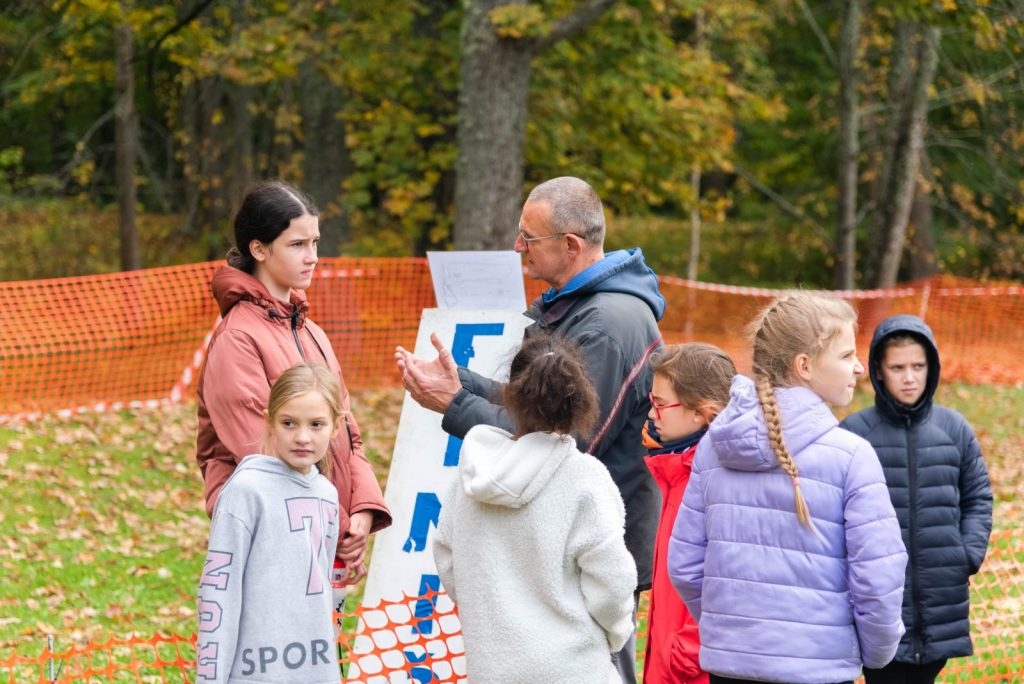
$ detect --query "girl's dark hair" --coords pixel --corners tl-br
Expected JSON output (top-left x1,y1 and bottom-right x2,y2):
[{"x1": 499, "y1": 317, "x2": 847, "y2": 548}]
[
  {"x1": 227, "y1": 180, "x2": 319, "y2": 274},
  {"x1": 503, "y1": 331, "x2": 599, "y2": 439}
]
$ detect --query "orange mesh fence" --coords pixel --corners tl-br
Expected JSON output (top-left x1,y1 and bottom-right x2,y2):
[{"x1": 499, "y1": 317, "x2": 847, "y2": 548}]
[
  {"x1": 0, "y1": 258, "x2": 436, "y2": 421},
  {"x1": 1, "y1": 529, "x2": 1020, "y2": 682},
  {"x1": 1, "y1": 263, "x2": 1020, "y2": 422},
  {"x1": 656, "y1": 274, "x2": 1024, "y2": 385}
]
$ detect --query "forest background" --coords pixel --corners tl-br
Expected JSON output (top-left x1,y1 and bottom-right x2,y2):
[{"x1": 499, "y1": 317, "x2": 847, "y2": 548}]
[
  {"x1": 1, "y1": 0, "x2": 1022, "y2": 289},
  {"x1": 2, "y1": 2, "x2": 1024, "y2": 678}
]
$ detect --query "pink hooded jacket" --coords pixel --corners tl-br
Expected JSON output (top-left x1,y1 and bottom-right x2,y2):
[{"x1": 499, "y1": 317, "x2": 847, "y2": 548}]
[{"x1": 196, "y1": 265, "x2": 391, "y2": 540}]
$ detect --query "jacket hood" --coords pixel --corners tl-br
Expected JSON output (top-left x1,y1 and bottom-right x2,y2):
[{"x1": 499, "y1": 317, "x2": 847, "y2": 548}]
[
  {"x1": 706, "y1": 375, "x2": 838, "y2": 472},
  {"x1": 542, "y1": 248, "x2": 666, "y2": 321},
  {"x1": 210, "y1": 264, "x2": 309, "y2": 321},
  {"x1": 458, "y1": 426, "x2": 576, "y2": 508},
  {"x1": 234, "y1": 454, "x2": 320, "y2": 487},
  {"x1": 867, "y1": 314, "x2": 940, "y2": 424}
]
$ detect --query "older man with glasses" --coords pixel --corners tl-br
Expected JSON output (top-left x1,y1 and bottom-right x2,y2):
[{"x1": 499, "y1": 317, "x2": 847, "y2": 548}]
[{"x1": 396, "y1": 175, "x2": 666, "y2": 683}]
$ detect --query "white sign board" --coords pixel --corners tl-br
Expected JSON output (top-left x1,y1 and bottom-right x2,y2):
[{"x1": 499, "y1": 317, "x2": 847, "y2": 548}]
[
  {"x1": 427, "y1": 251, "x2": 526, "y2": 311},
  {"x1": 348, "y1": 308, "x2": 530, "y2": 683}
]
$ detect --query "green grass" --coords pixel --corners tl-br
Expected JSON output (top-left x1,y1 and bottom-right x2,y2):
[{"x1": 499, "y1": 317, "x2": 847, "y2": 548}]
[
  {"x1": 0, "y1": 392, "x2": 398, "y2": 662},
  {"x1": 0, "y1": 381, "x2": 1021, "y2": 680},
  {"x1": 0, "y1": 407, "x2": 208, "y2": 656}
]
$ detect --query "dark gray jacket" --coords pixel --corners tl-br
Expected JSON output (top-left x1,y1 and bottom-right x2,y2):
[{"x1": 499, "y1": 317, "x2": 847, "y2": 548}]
[
  {"x1": 840, "y1": 314, "x2": 992, "y2": 665},
  {"x1": 441, "y1": 248, "x2": 665, "y2": 590}
]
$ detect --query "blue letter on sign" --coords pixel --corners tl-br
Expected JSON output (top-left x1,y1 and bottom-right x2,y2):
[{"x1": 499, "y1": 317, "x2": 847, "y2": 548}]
[
  {"x1": 403, "y1": 492, "x2": 441, "y2": 553},
  {"x1": 402, "y1": 574, "x2": 441, "y2": 680},
  {"x1": 413, "y1": 573, "x2": 441, "y2": 635},
  {"x1": 444, "y1": 323, "x2": 505, "y2": 466}
]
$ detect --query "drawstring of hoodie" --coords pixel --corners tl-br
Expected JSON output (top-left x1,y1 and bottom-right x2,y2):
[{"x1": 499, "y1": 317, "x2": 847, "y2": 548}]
[{"x1": 269, "y1": 308, "x2": 307, "y2": 360}]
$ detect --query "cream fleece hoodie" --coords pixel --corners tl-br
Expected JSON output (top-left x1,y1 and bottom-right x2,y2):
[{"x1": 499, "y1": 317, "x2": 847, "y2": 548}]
[{"x1": 434, "y1": 425, "x2": 636, "y2": 683}]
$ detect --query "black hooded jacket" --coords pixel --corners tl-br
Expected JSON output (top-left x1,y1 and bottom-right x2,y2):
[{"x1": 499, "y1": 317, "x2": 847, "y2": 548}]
[{"x1": 840, "y1": 315, "x2": 992, "y2": 665}]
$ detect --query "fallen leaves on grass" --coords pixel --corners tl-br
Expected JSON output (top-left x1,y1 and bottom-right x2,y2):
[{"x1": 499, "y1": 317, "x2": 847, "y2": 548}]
[
  {"x1": 1, "y1": 403, "x2": 209, "y2": 653},
  {"x1": 0, "y1": 390, "x2": 404, "y2": 656},
  {"x1": 351, "y1": 387, "x2": 404, "y2": 480}
]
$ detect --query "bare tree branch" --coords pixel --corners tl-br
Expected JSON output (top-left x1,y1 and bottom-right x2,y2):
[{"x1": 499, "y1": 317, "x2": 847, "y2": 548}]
[
  {"x1": 61, "y1": 107, "x2": 115, "y2": 177},
  {"x1": 145, "y1": 0, "x2": 216, "y2": 92},
  {"x1": 859, "y1": 62, "x2": 1024, "y2": 117},
  {"x1": 927, "y1": 62, "x2": 1024, "y2": 110},
  {"x1": 2, "y1": 23, "x2": 59, "y2": 93},
  {"x1": 797, "y1": 0, "x2": 837, "y2": 69},
  {"x1": 733, "y1": 165, "x2": 833, "y2": 247}
]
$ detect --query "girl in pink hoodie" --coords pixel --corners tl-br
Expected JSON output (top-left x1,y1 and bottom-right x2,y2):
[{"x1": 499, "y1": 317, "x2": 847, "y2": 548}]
[{"x1": 196, "y1": 180, "x2": 390, "y2": 586}]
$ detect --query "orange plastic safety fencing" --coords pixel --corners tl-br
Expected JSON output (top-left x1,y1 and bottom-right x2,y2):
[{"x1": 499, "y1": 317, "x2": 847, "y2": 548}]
[
  {"x1": 0, "y1": 259, "x2": 435, "y2": 421},
  {"x1": 656, "y1": 274, "x2": 1024, "y2": 385},
  {"x1": 1, "y1": 529, "x2": 1020, "y2": 682},
  {"x1": 0, "y1": 261, "x2": 1021, "y2": 422}
]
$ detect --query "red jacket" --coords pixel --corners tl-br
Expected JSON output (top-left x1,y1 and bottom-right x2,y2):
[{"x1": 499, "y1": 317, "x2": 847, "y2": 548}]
[
  {"x1": 195, "y1": 266, "x2": 391, "y2": 540},
  {"x1": 643, "y1": 443, "x2": 708, "y2": 684}
]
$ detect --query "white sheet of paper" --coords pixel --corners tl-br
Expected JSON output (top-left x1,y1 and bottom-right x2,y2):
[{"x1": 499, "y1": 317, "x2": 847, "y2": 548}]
[{"x1": 427, "y1": 250, "x2": 527, "y2": 311}]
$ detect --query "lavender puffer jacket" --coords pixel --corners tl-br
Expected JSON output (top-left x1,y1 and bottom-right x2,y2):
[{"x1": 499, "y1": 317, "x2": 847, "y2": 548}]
[{"x1": 668, "y1": 376, "x2": 907, "y2": 683}]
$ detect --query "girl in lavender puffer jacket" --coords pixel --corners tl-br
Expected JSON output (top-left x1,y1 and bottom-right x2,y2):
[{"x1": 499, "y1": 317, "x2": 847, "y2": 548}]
[{"x1": 668, "y1": 292, "x2": 907, "y2": 684}]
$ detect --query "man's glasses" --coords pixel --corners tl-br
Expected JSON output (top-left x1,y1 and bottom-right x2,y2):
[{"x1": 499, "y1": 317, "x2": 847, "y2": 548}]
[
  {"x1": 516, "y1": 228, "x2": 584, "y2": 244},
  {"x1": 517, "y1": 228, "x2": 566, "y2": 243},
  {"x1": 648, "y1": 392, "x2": 683, "y2": 420}
]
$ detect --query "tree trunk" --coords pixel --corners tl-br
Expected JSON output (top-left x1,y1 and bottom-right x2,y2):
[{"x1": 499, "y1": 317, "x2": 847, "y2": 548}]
[
  {"x1": 180, "y1": 81, "x2": 205, "y2": 253},
  {"x1": 453, "y1": 0, "x2": 534, "y2": 250},
  {"x1": 687, "y1": 9, "x2": 705, "y2": 286},
  {"x1": 688, "y1": 165, "x2": 701, "y2": 281},
  {"x1": 864, "y1": 21, "x2": 914, "y2": 285},
  {"x1": 115, "y1": 22, "x2": 140, "y2": 271},
  {"x1": 873, "y1": 25, "x2": 940, "y2": 288},
  {"x1": 227, "y1": 80, "x2": 254, "y2": 212},
  {"x1": 200, "y1": 79, "x2": 226, "y2": 245},
  {"x1": 300, "y1": 63, "x2": 350, "y2": 256},
  {"x1": 834, "y1": 0, "x2": 861, "y2": 290},
  {"x1": 876, "y1": 22, "x2": 914, "y2": 213},
  {"x1": 183, "y1": 76, "x2": 233, "y2": 260},
  {"x1": 224, "y1": 0, "x2": 253, "y2": 217},
  {"x1": 51, "y1": 97, "x2": 70, "y2": 178},
  {"x1": 905, "y1": 148, "x2": 938, "y2": 280},
  {"x1": 452, "y1": 0, "x2": 616, "y2": 250}
]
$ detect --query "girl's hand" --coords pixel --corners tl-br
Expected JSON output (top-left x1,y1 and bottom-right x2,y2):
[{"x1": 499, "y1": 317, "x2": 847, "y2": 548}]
[
  {"x1": 337, "y1": 510, "x2": 373, "y2": 569},
  {"x1": 338, "y1": 561, "x2": 367, "y2": 586}
]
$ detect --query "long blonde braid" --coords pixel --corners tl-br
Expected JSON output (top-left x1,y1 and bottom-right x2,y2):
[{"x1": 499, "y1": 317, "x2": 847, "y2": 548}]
[
  {"x1": 755, "y1": 375, "x2": 812, "y2": 527},
  {"x1": 748, "y1": 291, "x2": 858, "y2": 529}
]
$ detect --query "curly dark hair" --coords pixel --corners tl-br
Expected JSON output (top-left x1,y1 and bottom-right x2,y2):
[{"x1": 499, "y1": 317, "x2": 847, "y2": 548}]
[{"x1": 503, "y1": 331, "x2": 599, "y2": 439}]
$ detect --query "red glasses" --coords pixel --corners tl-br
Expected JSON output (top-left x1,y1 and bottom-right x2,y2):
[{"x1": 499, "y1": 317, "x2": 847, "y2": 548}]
[{"x1": 648, "y1": 392, "x2": 683, "y2": 420}]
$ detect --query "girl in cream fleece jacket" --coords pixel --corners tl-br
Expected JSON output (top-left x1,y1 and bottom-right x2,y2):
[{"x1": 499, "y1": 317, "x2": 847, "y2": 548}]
[{"x1": 434, "y1": 332, "x2": 637, "y2": 684}]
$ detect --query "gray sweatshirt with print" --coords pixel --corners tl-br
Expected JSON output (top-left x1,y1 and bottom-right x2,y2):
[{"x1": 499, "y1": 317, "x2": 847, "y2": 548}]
[{"x1": 196, "y1": 455, "x2": 340, "y2": 683}]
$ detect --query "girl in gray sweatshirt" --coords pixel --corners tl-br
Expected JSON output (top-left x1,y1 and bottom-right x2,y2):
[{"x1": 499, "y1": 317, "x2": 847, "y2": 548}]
[{"x1": 196, "y1": 364, "x2": 344, "y2": 683}]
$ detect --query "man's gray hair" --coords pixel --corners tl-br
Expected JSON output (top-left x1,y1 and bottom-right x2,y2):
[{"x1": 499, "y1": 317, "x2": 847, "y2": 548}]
[{"x1": 526, "y1": 176, "x2": 606, "y2": 246}]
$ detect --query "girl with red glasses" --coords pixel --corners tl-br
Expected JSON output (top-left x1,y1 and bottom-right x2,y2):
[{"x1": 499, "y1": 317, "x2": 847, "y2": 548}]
[{"x1": 641, "y1": 343, "x2": 736, "y2": 684}]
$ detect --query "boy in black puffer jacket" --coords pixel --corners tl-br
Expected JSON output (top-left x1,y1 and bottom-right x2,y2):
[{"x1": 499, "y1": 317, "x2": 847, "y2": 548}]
[{"x1": 841, "y1": 314, "x2": 992, "y2": 684}]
